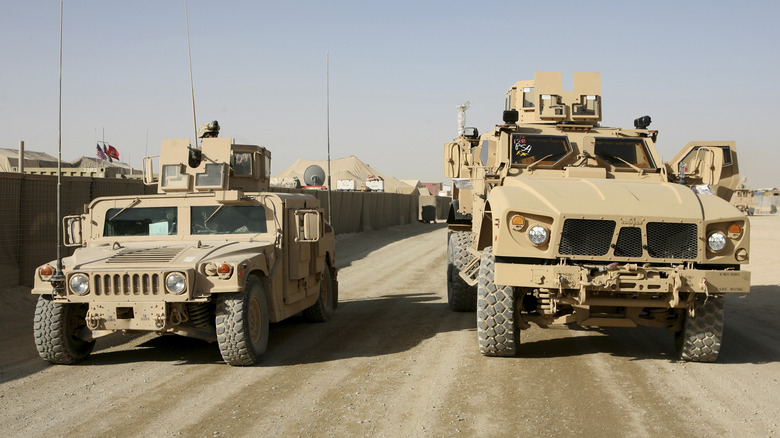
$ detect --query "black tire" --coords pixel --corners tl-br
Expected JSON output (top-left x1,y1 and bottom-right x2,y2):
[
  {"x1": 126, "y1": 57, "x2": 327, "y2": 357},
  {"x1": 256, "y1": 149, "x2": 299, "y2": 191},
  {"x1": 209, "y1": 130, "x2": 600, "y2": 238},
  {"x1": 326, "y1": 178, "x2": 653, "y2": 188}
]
[
  {"x1": 447, "y1": 232, "x2": 478, "y2": 312},
  {"x1": 303, "y1": 266, "x2": 335, "y2": 322},
  {"x1": 215, "y1": 275, "x2": 269, "y2": 366},
  {"x1": 675, "y1": 294, "x2": 724, "y2": 362},
  {"x1": 477, "y1": 246, "x2": 519, "y2": 357},
  {"x1": 33, "y1": 295, "x2": 95, "y2": 364}
]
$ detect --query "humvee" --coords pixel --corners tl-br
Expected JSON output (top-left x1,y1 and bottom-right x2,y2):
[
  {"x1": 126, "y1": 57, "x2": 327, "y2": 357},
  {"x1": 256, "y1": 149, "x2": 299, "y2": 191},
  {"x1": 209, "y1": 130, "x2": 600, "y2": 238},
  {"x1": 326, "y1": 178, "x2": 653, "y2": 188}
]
[
  {"x1": 32, "y1": 137, "x2": 337, "y2": 366},
  {"x1": 444, "y1": 72, "x2": 750, "y2": 362}
]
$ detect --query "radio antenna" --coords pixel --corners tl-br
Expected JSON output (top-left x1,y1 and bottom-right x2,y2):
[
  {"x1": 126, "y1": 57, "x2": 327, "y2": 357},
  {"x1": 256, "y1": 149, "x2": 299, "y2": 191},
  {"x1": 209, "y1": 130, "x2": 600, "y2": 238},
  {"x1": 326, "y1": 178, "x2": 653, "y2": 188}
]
[
  {"x1": 326, "y1": 51, "x2": 332, "y2": 225},
  {"x1": 52, "y1": 1, "x2": 65, "y2": 285},
  {"x1": 184, "y1": 0, "x2": 198, "y2": 145}
]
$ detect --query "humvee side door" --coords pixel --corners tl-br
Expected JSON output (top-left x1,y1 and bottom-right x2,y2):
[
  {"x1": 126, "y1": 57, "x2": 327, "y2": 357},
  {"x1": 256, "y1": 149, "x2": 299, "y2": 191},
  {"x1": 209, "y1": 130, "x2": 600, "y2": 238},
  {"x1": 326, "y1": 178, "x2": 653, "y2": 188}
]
[{"x1": 667, "y1": 141, "x2": 739, "y2": 201}]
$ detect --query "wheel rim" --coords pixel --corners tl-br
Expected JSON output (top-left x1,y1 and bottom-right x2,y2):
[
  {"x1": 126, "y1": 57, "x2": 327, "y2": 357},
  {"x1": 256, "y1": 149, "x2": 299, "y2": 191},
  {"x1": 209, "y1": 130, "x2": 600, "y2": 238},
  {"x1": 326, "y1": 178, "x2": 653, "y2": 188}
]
[{"x1": 248, "y1": 297, "x2": 263, "y2": 343}]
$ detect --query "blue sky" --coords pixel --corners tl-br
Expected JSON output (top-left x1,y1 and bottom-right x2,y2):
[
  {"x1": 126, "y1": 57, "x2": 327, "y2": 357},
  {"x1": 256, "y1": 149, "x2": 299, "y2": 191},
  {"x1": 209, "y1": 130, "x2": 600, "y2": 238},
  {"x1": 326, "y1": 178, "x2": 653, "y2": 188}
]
[{"x1": 1, "y1": 1, "x2": 778, "y2": 188}]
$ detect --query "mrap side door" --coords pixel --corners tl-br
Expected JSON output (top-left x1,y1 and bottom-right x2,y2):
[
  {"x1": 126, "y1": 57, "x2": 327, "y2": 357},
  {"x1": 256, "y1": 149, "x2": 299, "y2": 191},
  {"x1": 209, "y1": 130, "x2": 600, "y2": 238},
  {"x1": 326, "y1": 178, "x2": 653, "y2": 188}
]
[{"x1": 667, "y1": 141, "x2": 740, "y2": 201}]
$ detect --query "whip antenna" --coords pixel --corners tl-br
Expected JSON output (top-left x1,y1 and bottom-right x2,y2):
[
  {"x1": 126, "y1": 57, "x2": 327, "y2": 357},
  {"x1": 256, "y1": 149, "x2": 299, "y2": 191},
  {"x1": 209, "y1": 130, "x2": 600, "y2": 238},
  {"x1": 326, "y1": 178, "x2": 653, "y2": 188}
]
[
  {"x1": 326, "y1": 51, "x2": 332, "y2": 225},
  {"x1": 52, "y1": 1, "x2": 65, "y2": 284},
  {"x1": 185, "y1": 0, "x2": 197, "y2": 145}
]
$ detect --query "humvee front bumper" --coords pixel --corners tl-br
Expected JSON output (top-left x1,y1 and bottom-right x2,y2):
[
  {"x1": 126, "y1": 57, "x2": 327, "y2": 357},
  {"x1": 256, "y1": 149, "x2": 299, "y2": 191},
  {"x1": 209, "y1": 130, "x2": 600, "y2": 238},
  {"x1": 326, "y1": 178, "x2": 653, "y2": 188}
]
[{"x1": 495, "y1": 262, "x2": 750, "y2": 308}]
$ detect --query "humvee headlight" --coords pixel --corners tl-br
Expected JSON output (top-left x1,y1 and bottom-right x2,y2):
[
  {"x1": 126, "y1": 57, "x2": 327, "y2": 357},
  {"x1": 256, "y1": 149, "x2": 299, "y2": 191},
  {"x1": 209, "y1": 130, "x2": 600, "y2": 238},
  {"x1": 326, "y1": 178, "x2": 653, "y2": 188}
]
[
  {"x1": 165, "y1": 272, "x2": 187, "y2": 294},
  {"x1": 707, "y1": 231, "x2": 727, "y2": 252},
  {"x1": 528, "y1": 225, "x2": 549, "y2": 245},
  {"x1": 69, "y1": 274, "x2": 90, "y2": 295}
]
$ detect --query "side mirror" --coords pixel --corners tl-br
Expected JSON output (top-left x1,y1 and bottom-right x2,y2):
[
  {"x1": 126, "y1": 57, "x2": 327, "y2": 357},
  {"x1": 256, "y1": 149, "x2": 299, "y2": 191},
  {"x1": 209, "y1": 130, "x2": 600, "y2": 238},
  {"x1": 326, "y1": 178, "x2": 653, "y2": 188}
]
[
  {"x1": 142, "y1": 155, "x2": 158, "y2": 185},
  {"x1": 63, "y1": 215, "x2": 83, "y2": 247},
  {"x1": 295, "y1": 210, "x2": 322, "y2": 242}
]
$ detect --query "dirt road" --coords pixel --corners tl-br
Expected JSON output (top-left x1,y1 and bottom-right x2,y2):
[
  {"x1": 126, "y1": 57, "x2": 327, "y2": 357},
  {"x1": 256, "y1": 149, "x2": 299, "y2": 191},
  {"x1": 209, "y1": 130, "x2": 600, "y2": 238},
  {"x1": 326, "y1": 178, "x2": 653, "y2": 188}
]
[{"x1": 1, "y1": 217, "x2": 778, "y2": 437}]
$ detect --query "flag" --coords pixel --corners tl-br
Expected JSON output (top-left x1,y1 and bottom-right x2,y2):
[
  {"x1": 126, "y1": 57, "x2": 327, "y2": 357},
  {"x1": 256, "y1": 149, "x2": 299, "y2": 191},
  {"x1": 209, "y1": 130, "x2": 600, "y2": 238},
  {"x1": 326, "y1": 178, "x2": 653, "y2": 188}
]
[
  {"x1": 107, "y1": 144, "x2": 119, "y2": 160},
  {"x1": 96, "y1": 143, "x2": 107, "y2": 161},
  {"x1": 103, "y1": 144, "x2": 112, "y2": 162}
]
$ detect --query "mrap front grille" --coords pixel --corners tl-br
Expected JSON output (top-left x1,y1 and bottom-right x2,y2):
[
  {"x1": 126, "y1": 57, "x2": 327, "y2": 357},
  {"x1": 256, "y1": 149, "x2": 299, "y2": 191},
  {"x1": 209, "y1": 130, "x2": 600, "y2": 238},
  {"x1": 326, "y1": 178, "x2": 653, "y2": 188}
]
[
  {"x1": 558, "y1": 219, "x2": 698, "y2": 260},
  {"x1": 93, "y1": 273, "x2": 162, "y2": 296}
]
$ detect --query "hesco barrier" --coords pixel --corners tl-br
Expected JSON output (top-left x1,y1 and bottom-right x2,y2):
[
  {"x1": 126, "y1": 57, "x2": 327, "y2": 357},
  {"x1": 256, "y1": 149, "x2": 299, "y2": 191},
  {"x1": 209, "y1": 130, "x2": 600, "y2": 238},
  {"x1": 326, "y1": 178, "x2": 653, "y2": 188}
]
[{"x1": 0, "y1": 173, "x2": 448, "y2": 288}]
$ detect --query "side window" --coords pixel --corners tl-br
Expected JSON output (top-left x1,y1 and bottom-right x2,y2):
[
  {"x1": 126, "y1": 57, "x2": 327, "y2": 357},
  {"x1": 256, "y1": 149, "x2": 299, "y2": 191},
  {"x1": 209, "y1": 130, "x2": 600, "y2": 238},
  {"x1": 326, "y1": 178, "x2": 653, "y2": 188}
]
[
  {"x1": 679, "y1": 146, "x2": 732, "y2": 172},
  {"x1": 232, "y1": 152, "x2": 254, "y2": 176}
]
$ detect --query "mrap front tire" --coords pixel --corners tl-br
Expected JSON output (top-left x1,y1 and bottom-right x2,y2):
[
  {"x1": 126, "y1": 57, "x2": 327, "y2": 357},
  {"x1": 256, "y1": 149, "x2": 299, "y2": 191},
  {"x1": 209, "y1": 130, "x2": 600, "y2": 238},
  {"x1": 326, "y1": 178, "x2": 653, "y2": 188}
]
[
  {"x1": 34, "y1": 295, "x2": 95, "y2": 364},
  {"x1": 447, "y1": 232, "x2": 477, "y2": 312},
  {"x1": 477, "y1": 247, "x2": 519, "y2": 357},
  {"x1": 216, "y1": 275, "x2": 269, "y2": 366},
  {"x1": 675, "y1": 294, "x2": 724, "y2": 362}
]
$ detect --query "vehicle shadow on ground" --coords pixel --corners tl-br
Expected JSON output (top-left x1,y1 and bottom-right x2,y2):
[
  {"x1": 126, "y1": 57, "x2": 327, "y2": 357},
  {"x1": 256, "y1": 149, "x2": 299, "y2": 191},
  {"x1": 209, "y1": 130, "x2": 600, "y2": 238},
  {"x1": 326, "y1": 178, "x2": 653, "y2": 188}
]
[
  {"x1": 78, "y1": 291, "x2": 476, "y2": 367},
  {"x1": 514, "y1": 285, "x2": 780, "y2": 364}
]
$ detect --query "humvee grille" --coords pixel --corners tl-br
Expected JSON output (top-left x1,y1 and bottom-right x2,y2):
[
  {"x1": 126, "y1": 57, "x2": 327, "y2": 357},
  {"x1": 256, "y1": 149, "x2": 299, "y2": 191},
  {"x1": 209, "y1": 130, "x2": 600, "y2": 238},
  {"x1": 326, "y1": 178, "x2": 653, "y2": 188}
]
[
  {"x1": 614, "y1": 227, "x2": 643, "y2": 257},
  {"x1": 559, "y1": 219, "x2": 615, "y2": 256},
  {"x1": 94, "y1": 273, "x2": 162, "y2": 296},
  {"x1": 106, "y1": 247, "x2": 185, "y2": 264},
  {"x1": 646, "y1": 222, "x2": 697, "y2": 259}
]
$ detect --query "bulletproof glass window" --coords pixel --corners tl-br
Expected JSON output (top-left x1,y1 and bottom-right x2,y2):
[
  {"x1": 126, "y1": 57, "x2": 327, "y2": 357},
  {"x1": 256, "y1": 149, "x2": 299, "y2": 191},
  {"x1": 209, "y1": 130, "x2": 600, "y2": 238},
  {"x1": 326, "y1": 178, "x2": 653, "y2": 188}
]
[
  {"x1": 191, "y1": 205, "x2": 268, "y2": 235},
  {"x1": 678, "y1": 146, "x2": 732, "y2": 173},
  {"x1": 104, "y1": 207, "x2": 177, "y2": 237},
  {"x1": 232, "y1": 152, "x2": 253, "y2": 176},
  {"x1": 195, "y1": 163, "x2": 226, "y2": 189},
  {"x1": 510, "y1": 134, "x2": 571, "y2": 166},
  {"x1": 594, "y1": 138, "x2": 655, "y2": 169},
  {"x1": 522, "y1": 87, "x2": 535, "y2": 108}
]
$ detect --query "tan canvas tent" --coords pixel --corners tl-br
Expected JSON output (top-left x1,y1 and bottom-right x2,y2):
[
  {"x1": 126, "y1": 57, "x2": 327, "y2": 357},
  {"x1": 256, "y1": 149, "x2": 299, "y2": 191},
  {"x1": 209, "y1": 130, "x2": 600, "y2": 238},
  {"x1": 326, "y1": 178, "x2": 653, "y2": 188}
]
[{"x1": 273, "y1": 156, "x2": 416, "y2": 194}]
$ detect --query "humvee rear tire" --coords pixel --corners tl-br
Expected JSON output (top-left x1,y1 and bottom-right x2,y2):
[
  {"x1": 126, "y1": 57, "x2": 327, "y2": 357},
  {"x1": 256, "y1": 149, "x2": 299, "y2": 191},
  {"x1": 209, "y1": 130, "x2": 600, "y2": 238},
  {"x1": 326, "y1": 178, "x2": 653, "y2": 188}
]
[
  {"x1": 675, "y1": 294, "x2": 724, "y2": 362},
  {"x1": 447, "y1": 232, "x2": 477, "y2": 312},
  {"x1": 477, "y1": 246, "x2": 519, "y2": 357},
  {"x1": 303, "y1": 266, "x2": 335, "y2": 322},
  {"x1": 33, "y1": 295, "x2": 95, "y2": 364},
  {"x1": 216, "y1": 275, "x2": 269, "y2": 366}
]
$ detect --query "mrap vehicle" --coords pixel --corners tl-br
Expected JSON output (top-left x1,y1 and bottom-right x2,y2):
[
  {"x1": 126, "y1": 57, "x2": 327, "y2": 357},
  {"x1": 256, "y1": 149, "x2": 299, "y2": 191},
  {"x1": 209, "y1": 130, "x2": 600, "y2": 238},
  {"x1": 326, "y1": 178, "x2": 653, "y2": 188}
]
[
  {"x1": 32, "y1": 136, "x2": 337, "y2": 366},
  {"x1": 444, "y1": 72, "x2": 750, "y2": 362}
]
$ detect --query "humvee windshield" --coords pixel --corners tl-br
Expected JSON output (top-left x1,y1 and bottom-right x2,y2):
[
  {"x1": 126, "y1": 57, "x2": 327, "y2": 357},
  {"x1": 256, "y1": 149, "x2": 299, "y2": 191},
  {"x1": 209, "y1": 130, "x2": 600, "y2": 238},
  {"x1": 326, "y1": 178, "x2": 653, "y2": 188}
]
[
  {"x1": 191, "y1": 205, "x2": 267, "y2": 235},
  {"x1": 594, "y1": 138, "x2": 655, "y2": 169},
  {"x1": 104, "y1": 207, "x2": 177, "y2": 237},
  {"x1": 511, "y1": 134, "x2": 571, "y2": 166}
]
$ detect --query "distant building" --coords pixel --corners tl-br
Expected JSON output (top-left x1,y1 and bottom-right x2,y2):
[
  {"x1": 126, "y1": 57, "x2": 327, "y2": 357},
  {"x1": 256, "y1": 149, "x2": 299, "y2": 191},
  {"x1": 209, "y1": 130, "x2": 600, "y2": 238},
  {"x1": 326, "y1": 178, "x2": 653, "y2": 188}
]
[{"x1": 0, "y1": 148, "x2": 142, "y2": 178}]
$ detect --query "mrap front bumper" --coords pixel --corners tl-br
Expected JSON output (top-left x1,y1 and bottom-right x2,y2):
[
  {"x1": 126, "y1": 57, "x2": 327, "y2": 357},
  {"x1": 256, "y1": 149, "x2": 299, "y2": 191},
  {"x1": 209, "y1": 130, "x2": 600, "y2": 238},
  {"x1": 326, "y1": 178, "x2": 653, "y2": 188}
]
[{"x1": 494, "y1": 262, "x2": 751, "y2": 309}]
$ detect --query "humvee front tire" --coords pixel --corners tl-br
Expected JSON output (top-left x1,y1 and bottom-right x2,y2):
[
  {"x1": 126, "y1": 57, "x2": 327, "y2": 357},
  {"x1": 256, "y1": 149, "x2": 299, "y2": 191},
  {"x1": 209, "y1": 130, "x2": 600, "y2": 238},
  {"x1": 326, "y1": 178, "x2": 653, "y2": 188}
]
[
  {"x1": 33, "y1": 295, "x2": 95, "y2": 364},
  {"x1": 447, "y1": 232, "x2": 477, "y2": 312},
  {"x1": 303, "y1": 266, "x2": 335, "y2": 322},
  {"x1": 216, "y1": 275, "x2": 269, "y2": 366},
  {"x1": 675, "y1": 294, "x2": 724, "y2": 362},
  {"x1": 477, "y1": 246, "x2": 519, "y2": 356}
]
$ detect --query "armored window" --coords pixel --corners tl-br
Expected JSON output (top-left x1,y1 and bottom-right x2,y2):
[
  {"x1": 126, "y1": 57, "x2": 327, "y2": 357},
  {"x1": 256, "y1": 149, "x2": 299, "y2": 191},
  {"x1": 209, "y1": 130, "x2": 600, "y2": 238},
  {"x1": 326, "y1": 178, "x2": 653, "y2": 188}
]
[
  {"x1": 195, "y1": 163, "x2": 227, "y2": 190},
  {"x1": 104, "y1": 207, "x2": 177, "y2": 237},
  {"x1": 191, "y1": 205, "x2": 267, "y2": 235},
  {"x1": 510, "y1": 134, "x2": 571, "y2": 167},
  {"x1": 594, "y1": 138, "x2": 656, "y2": 169},
  {"x1": 232, "y1": 152, "x2": 253, "y2": 176},
  {"x1": 678, "y1": 146, "x2": 732, "y2": 173},
  {"x1": 522, "y1": 87, "x2": 535, "y2": 108}
]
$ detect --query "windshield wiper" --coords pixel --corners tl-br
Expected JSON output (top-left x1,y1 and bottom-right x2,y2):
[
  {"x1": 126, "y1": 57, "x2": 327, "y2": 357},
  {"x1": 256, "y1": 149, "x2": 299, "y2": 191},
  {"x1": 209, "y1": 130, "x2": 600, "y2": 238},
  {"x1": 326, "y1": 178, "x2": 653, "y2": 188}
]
[
  {"x1": 204, "y1": 205, "x2": 225, "y2": 224},
  {"x1": 526, "y1": 154, "x2": 554, "y2": 172},
  {"x1": 109, "y1": 198, "x2": 141, "y2": 221},
  {"x1": 597, "y1": 152, "x2": 645, "y2": 176}
]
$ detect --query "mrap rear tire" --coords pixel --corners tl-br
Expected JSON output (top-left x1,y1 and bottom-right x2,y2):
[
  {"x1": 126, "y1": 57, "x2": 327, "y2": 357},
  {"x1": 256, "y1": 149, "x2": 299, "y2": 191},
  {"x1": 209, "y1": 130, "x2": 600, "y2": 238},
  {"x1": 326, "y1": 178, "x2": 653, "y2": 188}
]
[
  {"x1": 216, "y1": 275, "x2": 269, "y2": 366},
  {"x1": 477, "y1": 247, "x2": 519, "y2": 357},
  {"x1": 33, "y1": 295, "x2": 95, "y2": 364},
  {"x1": 675, "y1": 294, "x2": 724, "y2": 362},
  {"x1": 447, "y1": 232, "x2": 477, "y2": 312}
]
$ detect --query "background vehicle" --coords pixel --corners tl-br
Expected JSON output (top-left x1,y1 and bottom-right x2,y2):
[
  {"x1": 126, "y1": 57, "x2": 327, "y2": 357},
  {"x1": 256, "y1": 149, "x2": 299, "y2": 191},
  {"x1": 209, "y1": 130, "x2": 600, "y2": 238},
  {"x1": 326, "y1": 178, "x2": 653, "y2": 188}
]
[
  {"x1": 33, "y1": 137, "x2": 337, "y2": 366},
  {"x1": 444, "y1": 72, "x2": 750, "y2": 362}
]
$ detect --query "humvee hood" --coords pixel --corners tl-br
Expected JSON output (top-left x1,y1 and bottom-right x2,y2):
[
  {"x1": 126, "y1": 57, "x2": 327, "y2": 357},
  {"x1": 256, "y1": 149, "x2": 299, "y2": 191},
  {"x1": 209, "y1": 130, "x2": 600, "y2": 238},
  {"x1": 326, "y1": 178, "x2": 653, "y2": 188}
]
[
  {"x1": 497, "y1": 177, "x2": 705, "y2": 220},
  {"x1": 66, "y1": 241, "x2": 272, "y2": 270}
]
